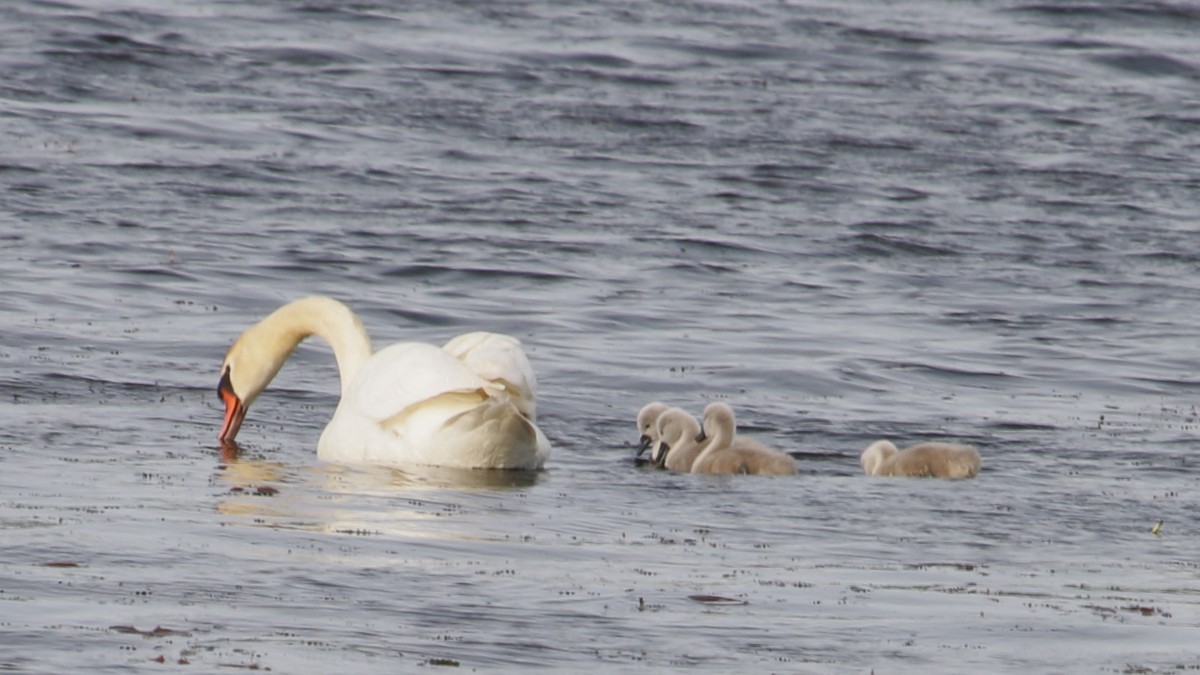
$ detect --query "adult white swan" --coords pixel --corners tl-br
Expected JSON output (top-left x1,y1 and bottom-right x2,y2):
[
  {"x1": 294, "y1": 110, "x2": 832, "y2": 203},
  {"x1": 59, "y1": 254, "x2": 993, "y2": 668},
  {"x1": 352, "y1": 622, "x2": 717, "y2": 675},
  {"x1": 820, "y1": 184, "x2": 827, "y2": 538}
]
[{"x1": 217, "y1": 296, "x2": 551, "y2": 470}]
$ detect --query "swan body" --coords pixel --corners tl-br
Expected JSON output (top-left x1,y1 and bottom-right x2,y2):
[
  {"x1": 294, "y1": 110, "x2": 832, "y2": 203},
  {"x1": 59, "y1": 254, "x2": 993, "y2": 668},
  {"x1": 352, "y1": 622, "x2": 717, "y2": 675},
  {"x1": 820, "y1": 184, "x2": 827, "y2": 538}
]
[
  {"x1": 218, "y1": 296, "x2": 550, "y2": 470},
  {"x1": 690, "y1": 403, "x2": 797, "y2": 476},
  {"x1": 860, "y1": 440, "x2": 980, "y2": 479}
]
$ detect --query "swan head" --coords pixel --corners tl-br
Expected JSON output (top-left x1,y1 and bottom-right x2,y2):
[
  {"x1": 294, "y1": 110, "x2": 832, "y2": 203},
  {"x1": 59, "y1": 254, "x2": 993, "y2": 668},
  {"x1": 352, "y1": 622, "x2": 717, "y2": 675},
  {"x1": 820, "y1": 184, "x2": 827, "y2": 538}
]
[
  {"x1": 696, "y1": 402, "x2": 735, "y2": 444},
  {"x1": 652, "y1": 408, "x2": 699, "y2": 468},
  {"x1": 635, "y1": 401, "x2": 669, "y2": 456},
  {"x1": 217, "y1": 325, "x2": 294, "y2": 443},
  {"x1": 860, "y1": 440, "x2": 897, "y2": 476}
]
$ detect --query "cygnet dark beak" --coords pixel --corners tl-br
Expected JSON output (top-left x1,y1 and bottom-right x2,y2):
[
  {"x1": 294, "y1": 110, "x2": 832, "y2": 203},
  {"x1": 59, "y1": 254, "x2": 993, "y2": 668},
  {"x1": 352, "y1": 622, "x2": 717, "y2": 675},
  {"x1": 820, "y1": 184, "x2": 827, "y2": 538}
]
[
  {"x1": 636, "y1": 434, "x2": 652, "y2": 457},
  {"x1": 652, "y1": 441, "x2": 670, "y2": 468}
]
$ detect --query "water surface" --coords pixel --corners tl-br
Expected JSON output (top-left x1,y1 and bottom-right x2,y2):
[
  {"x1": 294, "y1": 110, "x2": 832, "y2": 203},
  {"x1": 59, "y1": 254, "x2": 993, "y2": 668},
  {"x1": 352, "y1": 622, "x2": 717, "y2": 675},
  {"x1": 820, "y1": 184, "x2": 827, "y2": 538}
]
[{"x1": 2, "y1": 0, "x2": 1200, "y2": 671}]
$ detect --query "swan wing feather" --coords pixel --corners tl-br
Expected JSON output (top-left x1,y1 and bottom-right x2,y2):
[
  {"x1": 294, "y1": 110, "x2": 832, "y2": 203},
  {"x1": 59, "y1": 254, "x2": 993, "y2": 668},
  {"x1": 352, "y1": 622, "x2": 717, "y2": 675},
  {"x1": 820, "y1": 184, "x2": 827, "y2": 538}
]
[
  {"x1": 442, "y1": 332, "x2": 539, "y2": 417},
  {"x1": 344, "y1": 342, "x2": 498, "y2": 423}
]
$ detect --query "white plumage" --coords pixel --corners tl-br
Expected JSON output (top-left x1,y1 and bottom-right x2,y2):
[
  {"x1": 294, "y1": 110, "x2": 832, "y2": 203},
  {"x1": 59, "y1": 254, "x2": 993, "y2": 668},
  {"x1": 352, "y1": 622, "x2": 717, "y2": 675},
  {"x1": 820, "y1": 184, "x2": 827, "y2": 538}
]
[{"x1": 218, "y1": 296, "x2": 550, "y2": 470}]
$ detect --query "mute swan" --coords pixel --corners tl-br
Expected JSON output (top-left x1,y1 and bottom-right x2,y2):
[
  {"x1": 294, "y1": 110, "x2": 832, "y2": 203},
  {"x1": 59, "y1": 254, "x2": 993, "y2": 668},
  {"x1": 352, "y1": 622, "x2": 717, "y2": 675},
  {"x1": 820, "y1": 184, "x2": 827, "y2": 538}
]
[
  {"x1": 217, "y1": 296, "x2": 551, "y2": 470},
  {"x1": 860, "y1": 440, "x2": 980, "y2": 479},
  {"x1": 691, "y1": 403, "x2": 797, "y2": 476},
  {"x1": 649, "y1": 408, "x2": 703, "y2": 471},
  {"x1": 635, "y1": 401, "x2": 670, "y2": 460}
]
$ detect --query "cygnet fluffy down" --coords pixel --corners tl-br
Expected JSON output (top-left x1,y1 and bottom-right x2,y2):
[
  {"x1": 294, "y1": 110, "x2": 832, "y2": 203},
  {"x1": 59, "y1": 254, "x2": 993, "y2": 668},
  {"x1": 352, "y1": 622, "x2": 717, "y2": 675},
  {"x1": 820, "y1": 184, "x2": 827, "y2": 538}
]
[
  {"x1": 860, "y1": 440, "x2": 981, "y2": 479},
  {"x1": 649, "y1": 407, "x2": 711, "y2": 472},
  {"x1": 690, "y1": 402, "x2": 797, "y2": 476},
  {"x1": 635, "y1": 401, "x2": 670, "y2": 459}
]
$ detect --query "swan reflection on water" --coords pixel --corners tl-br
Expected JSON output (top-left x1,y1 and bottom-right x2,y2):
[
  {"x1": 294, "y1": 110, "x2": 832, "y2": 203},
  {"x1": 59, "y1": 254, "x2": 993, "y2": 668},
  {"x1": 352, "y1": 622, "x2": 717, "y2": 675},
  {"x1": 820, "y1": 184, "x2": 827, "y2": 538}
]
[{"x1": 214, "y1": 441, "x2": 542, "y2": 541}]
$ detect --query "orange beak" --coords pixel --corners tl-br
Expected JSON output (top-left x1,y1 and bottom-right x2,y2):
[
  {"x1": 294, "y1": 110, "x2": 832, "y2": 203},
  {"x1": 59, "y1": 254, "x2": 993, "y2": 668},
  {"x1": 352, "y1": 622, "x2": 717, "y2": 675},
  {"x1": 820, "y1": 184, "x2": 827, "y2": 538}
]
[{"x1": 218, "y1": 367, "x2": 246, "y2": 442}]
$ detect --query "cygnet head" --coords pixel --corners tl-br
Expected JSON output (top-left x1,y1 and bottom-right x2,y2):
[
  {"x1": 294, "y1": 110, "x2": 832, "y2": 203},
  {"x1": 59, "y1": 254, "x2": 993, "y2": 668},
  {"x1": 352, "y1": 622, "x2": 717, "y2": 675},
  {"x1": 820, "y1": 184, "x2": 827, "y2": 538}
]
[
  {"x1": 652, "y1": 408, "x2": 701, "y2": 468},
  {"x1": 860, "y1": 440, "x2": 898, "y2": 476},
  {"x1": 635, "y1": 401, "x2": 670, "y2": 457},
  {"x1": 696, "y1": 402, "x2": 737, "y2": 446}
]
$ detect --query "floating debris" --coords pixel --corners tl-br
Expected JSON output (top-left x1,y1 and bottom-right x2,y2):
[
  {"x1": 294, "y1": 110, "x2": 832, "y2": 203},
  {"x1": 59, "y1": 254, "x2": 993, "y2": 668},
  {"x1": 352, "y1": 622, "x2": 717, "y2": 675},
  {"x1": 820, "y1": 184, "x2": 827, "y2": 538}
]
[
  {"x1": 1122, "y1": 605, "x2": 1170, "y2": 618},
  {"x1": 109, "y1": 625, "x2": 192, "y2": 638},
  {"x1": 1150, "y1": 520, "x2": 1163, "y2": 535},
  {"x1": 905, "y1": 562, "x2": 979, "y2": 571},
  {"x1": 226, "y1": 485, "x2": 279, "y2": 497},
  {"x1": 688, "y1": 594, "x2": 748, "y2": 606}
]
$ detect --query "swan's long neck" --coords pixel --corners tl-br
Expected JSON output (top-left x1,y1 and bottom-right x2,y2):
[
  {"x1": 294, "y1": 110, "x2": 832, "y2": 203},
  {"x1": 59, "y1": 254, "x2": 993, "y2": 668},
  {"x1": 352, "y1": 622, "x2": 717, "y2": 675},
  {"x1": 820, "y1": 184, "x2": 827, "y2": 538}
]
[
  {"x1": 665, "y1": 426, "x2": 696, "y2": 465},
  {"x1": 239, "y1": 296, "x2": 373, "y2": 399},
  {"x1": 694, "y1": 414, "x2": 732, "y2": 466},
  {"x1": 289, "y1": 297, "x2": 373, "y2": 396}
]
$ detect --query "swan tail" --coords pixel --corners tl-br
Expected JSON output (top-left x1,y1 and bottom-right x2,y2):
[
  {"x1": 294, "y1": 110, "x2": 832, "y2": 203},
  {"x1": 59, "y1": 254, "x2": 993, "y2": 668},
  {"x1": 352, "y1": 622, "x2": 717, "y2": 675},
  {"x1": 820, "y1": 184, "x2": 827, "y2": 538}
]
[{"x1": 441, "y1": 398, "x2": 547, "y2": 469}]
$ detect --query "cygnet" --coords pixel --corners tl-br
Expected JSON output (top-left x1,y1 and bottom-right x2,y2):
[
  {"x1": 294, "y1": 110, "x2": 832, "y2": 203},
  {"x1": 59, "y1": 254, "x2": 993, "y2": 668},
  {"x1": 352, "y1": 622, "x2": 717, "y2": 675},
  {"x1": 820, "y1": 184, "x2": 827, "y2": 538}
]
[
  {"x1": 650, "y1": 408, "x2": 703, "y2": 471},
  {"x1": 690, "y1": 402, "x2": 798, "y2": 476},
  {"x1": 635, "y1": 401, "x2": 670, "y2": 460},
  {"x1": 860, "y1": 440, "x2": 981, "y2": 479}
]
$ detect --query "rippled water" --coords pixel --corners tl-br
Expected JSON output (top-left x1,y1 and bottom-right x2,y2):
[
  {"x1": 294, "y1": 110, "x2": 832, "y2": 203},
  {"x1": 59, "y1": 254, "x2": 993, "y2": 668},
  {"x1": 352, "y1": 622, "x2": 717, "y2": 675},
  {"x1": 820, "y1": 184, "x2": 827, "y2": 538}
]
[{"x1": 3, "y1": 0, "x2": 1200, "y2": 671}]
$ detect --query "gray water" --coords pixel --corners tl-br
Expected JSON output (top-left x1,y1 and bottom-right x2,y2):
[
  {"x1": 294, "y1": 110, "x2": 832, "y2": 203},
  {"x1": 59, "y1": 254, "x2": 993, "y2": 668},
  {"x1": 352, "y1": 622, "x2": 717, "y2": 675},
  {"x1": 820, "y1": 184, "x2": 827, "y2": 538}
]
[{"x1": 3, "y1": 0, "x2": 1200, "y2": 671}]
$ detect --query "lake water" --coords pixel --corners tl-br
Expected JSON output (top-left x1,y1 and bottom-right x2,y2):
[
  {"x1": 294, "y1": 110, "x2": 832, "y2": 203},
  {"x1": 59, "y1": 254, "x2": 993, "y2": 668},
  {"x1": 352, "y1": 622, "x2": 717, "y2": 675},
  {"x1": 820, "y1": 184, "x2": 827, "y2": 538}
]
[{"x1": 2, "y1": 0, "x2": 1199, "y2": 671}]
